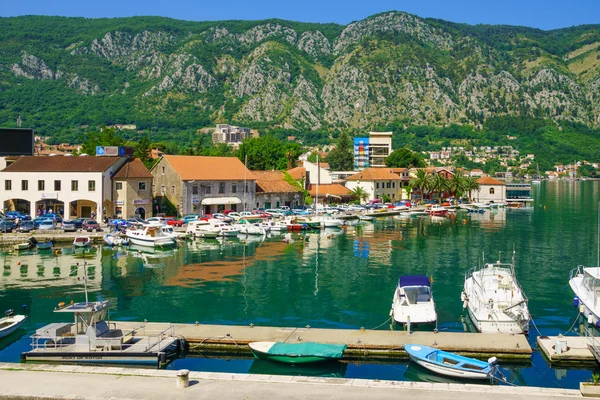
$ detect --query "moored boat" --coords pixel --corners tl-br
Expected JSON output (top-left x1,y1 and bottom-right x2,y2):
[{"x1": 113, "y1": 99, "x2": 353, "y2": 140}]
[
  {"x1": 248, "y1": 341, "x2": 346, "y2": 364},
  {"x1": 0, "y1": 309, "x2": 27, "y2": 338},
  {"x1": 461, "y1": 252, "x2": 530, "y2": 334},
  {"x1": 13, "y1": 241, "x2": 32, "y2": 251},
  {"x1": 125, "y1": 225, "x2": 176, "y2": 248},
  {"x1": 36, "y1": 241, "x2": 54, "y2": 250},
  {"x1": 186, "y1": 220, "x2": 220, "y2": 238},
  {"x1": 390, "y1": 275, "x2": 437, "y2": 326},
  {"x1": 426, "y1": 206, "x2": 448, "y2": 217},
  {"x1": 103, "y1": 233, "x2": 129, "y2": 246},
  {"x1": 404, "y1": 344, "x2": 499, "y2": 380},
  {"x1": 73, "y1": 236, "x2": 91, "y2": 248},
  {"x1": 570, "y1": 266, "x2": 600, "y2": 327}
]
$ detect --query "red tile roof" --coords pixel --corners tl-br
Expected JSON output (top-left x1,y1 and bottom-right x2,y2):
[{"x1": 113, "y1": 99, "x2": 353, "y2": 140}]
[
  {"x1": 254, "y1": 171, "x2": 301, "y2": 194},
  {"x1": 2, "y1": 155, "x2": 121, "y2": 172},
  {"x1": 113, "y1": 158, "x2": 152, "y2": 179},
  {"x1": 162, "y1": 155, "x2": 255, "y2": 181},
  {"x1": 308, "y1": 184, "x2": 352, "y2": 197},
  {"x1": 477, "y1": 176, "x2": 505, "y2": 185},
  {"x1": 287, "y1": 166, "x2": 307, "y2": 180},
  {"x1": 346, "y1": 168, "x2": 401, "y2": 181}
]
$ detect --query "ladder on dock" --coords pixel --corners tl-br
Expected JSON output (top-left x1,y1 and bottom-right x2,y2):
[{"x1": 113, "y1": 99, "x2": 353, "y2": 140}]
[{"x1": 584, "y1": 322, "x2": 600, "y2": 363}]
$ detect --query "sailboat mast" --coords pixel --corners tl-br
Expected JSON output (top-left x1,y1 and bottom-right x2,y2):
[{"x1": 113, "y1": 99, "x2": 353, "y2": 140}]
[
  {"x1": 244, "y1": 155, "x2": 247, "y2": 213},
  {"x1": 598, "y1": 201, "x2": 599, "y2": 269},
  {"x1": 316, "y1": 154, "x2": 319, "y2": 210}
]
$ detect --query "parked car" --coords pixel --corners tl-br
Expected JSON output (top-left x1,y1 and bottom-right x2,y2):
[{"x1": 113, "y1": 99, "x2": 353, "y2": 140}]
[
  {"x1": 265, "y1": 209, "x2": 284, "y2": 218},
  {"x1": 250, "y1": 210, "x2": 271, "y2": 219},
  {"x1": 43, "y1": 213, "x2": 63, "y2": 223},
  {"x1": 108, "y1": 219, "x2": 128, "y2": 228},
  {"x1": 33, "y1": 217, "x2": 49, "y2": 228},
  {"x1": 200, "y1": 214, "x2": 213, "y2": 221},
  {"x1": 0, "y1": 220, "x2": 15, "y2": 232},
  {"x1": 126, "y1": 217, "x2": 146, "y2": 224},
  {"x1": 17, "y1": 220, "x2": 36, "y2": 233},
  {"x1": 6, "y1": 211, "x2": 31, "y2": 221},
  {"x1": 165, "y1": 217, "x2": 184, "y2": 227},
  {"x1": 62, "y1": 220, "x2": 77, "y2": 232},
  {"x1": 222, "y1": 209, "x2": 236, "y2": 215},
  {"x1": 83, "y1": 220, "x2": 102, "y2": 232},
  {"x1": 182, "y1": 214, "x2": 200, "y2": 223},
  {"x1": 38, "y1": 220, "x2": 56, "y2": 231},
  {"x1": 212, "y1": 213, "x2": 234, "y2": 223}
]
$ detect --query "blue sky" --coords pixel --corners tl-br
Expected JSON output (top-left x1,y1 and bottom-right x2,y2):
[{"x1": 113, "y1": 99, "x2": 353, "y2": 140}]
[{"x1": 1, "y1": 0, "x2": 599, "y2": 30}]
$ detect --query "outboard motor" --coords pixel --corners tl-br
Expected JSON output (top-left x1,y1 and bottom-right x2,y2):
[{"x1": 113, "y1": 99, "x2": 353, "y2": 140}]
[
  {"x1": 487, "y1": 356, "x2": 498, "y2": 366},
  {"x1": 4, "y1": 309, "x2": 14, "y2": 317}
]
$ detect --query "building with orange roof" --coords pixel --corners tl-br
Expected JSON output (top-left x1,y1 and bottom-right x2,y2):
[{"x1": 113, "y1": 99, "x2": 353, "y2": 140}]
[
  {"x1": 308, "y1": 183, "x2": 353, "y2": 204},
  {"x1": 111, "y1": 158, "x2": 153, "y2": 219},
  {"x1": 254, "y1": 170, "x2": 302, "y2": 209},
  {"x1": 151, "y1": 155, "x2": 256, "y2": 216},
  {"x1": 345, "y1": 168, "x2": 405, "y2": 203},
  {"x1": 474, "y1": 176, "x2": 506, "y2": 203}
]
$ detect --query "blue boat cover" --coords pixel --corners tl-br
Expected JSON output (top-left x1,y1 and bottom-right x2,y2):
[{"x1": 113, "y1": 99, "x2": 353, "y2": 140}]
[
  {"x1": 268, "y1": 342, "x2": 347, "y2": 358},
  {"x1": 399, "y1": 275, "x2": 430, "y2": 287}
]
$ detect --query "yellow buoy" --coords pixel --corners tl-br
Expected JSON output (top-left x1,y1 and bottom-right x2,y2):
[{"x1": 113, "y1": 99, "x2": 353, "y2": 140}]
[{"x1": 58, "y1": 302, "x2": 65, "y2": 308}]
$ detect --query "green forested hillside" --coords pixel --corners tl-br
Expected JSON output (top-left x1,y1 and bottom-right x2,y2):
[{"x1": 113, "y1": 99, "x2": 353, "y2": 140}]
[{"x1": 1, "y1": 12, "x2": 600, "y2": 165}]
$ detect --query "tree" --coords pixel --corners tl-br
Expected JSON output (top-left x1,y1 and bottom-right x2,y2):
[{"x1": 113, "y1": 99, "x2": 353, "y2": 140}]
[
  {"x1": 81, "y1": 127, "x2": 124, "y2": 155},
  {"x1": 326, "y1": 131, "x2": 353, "y2": 171},
  {"x1": 430, "y1": 173, "x2": 449, "y2": 203},
  {"x1": 385, "y1": 148, "x2": 426, "y2": 168},
  {"x1": 237, "y1": 136, "x2": 301, "y2": 170},
  {"x1": 283, "y1": 171, "x2": 310, "y2": 206},
  {"x1": 447, "y1": 171, "x2": 466, "y2": 203},
  {"x1": 350, "y1": 186, "x2": 369, "y2": 204},
  {"x1": 464, "y1": 176, "x2": 481, "y2": 202},
  {"x1": 134, "y1": 134, "x2": 154, "y2": 169},
  {"x1": 409, "y1": 169, "x2": 431, "y2": 204}
]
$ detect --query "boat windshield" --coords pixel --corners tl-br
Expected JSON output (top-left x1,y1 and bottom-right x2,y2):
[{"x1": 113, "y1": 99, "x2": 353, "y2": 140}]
[{"x1": 404, "y1": 286, "x2": 431, "y2": 304}]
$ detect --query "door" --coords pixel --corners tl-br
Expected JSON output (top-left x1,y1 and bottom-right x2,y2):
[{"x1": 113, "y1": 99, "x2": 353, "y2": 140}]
[
  {"x1": 81, "y1": 206, "x2": 92, "y2": 218},
  {"x1": 135, "y1": 207, "x2": 146, "y2": 219}
]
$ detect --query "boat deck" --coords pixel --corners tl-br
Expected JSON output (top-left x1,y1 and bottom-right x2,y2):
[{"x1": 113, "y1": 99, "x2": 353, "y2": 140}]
[{"x1": 112, "y1": 322, "x2": 531, "y2": 361}]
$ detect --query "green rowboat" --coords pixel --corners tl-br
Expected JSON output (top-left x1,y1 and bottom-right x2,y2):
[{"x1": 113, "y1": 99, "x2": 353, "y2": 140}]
[{"x1": 248, "y1": 341, "x2": 347, "y2": 364}]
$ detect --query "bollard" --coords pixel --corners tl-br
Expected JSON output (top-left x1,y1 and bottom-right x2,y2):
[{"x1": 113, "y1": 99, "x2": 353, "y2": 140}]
[{"x1": 176, "y1": 369, "x2": 190, "y2": 388}]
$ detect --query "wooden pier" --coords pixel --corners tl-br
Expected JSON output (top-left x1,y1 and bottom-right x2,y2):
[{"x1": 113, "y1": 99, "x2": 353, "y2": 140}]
[{"x1": 114, "y1": 322, "x2": 532, "y2": 361}]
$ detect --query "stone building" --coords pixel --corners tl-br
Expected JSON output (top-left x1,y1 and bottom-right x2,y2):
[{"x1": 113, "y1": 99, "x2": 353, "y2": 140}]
[
  {"x1": 253, "y1": 171, "x2": 302, "y2": 209},
  {"x1": 111, "y1": 158, "x2": 153, "y2": 219},
  {"x1": 151, "y1": 155, "x2": 256, "y2": 216}
]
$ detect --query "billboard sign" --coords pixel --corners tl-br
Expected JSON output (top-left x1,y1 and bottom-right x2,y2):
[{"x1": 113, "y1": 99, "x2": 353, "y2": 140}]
[
  {"x1": 353, "y1": 137, "x2": 370, "y2": 170},
  {"x1": 0, "y1": 128, "x2": 34, "y2": 156}
]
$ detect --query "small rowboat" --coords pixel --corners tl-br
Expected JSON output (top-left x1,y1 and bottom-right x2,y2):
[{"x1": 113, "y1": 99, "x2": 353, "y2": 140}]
[
  {"x1": 0, "y1": 310, "x2": 27, "y2": 338},
  {"x1": 36, "y1": 241, "x2": 53, "y2": 250},
  {"x1": 249, "y1": 341, "x2": 347, "y2": 364},
  {"x1": 73, "y1": 236, "x2": 91, "y2": 247},
  {"x1": 13, "y1": 242, "x2": 32, "y2": 251},
  {"x1": 404, "y1": 344, "x2": 498, "y2": 380}
]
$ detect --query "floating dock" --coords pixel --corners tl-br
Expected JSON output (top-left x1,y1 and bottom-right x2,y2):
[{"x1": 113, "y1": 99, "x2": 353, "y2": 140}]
[
  {"x1": 537, "y1": 335, "x2": 599, "y2": 366},
  {"x1": 113, "y1": 322, "x2": 531, "y2": 361}
]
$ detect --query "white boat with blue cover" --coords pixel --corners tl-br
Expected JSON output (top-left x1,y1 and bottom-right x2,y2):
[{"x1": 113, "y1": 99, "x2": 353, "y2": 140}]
[
  {"x1": 390, "y1": 275, "x2": 437, "y2": 326},
  {"x1": 405, "y1": 344, "x2": 498, "y2": 380}
]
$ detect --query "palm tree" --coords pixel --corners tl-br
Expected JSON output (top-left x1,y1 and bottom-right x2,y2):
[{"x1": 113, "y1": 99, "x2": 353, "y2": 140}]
[
  {"x1": 464, "y1": 176, "x2": 481, "y2": 202},
  {"x1": 430, "y1": 173, "x2": 449, "y2": 204},
  {"x1": 350, "y1": 186, "x2": 369, "y2": 204},
  {"x1": 448, "y1": 171, "x2": 466, "y2": 203},
  {"x1": 409, "y1": 169, "x2": 430, "y2": 204}
]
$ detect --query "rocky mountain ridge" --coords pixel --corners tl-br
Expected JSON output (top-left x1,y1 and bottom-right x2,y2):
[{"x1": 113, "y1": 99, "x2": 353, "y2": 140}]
[{"x1": 1, "y1": 12, "x2": 600, "y2": 133}]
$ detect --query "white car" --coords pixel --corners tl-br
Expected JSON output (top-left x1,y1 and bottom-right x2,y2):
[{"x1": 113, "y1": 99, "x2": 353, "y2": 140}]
[
  {"x1": 38, "y1": 220, "x2": 56, "y2": 230},
  {"x1": 146, "y1": 217, "x2": 167, "y2": 225},
  {"x1": 212, "y1": 213, "x2": 234, "y2": 223},
  {"x1": 265, "y1": 209, "x2": 284, "y2": 218}
]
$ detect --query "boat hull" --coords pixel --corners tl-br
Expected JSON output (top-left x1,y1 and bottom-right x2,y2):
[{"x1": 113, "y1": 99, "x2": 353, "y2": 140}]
[
  {"x1": 0, "y1": 315, "x2": 27, "y2": 338},
  {"x1": 127, "y1": 235, "x2": 176, "y2": 248},
  {"x1": 408, "y1": 355, "x2": 490, "y2": 380},
  {"x1": 21, "y1": 351, "x2": 167, "y2": 367},
  {"x1": 251, "y1": 351, "x2": 332, "y2": 364},
  {"x1": 465, "y1": 305, "x2": 527, "y2": 334}
]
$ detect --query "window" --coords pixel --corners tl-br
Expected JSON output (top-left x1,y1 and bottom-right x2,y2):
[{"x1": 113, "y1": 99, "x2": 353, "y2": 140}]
[
  {"x1": 138, "y1": 182, "x2": 146, "y2": 191},
  {"x1": 115, "y1": 182, "x2": 123, "y2": 190},
  {"x1": 88, "y1": 180, "x2": 95, "y2": 191},
  {"x1": 71, "y1": 180, "x2": 79, "y2": 191},
  {"x1": 231, "y1": 184, "x2": 237, "y2": 193},
  {"x1": 204, "y1": 185, "x2": 211, "y2": 194},
  {"x1": 489, "y1": 188, "x2": 495, "y2": 194},
  {"x1": 161, "y1": 185, "x2": 166, "y2": 194},
  {"x1": 54, "y1": 180, "x2": 61, "y2": 191},
  {"x1": 162, "y1": 166, "x2": 165, "y2": 175},
  {"x1": 192, "y1": 185, "x2": 199, "y2": 195},
  {"x1": 392, "y1": 182, "x2": 395, "y2": 189},
  {"x1": 38, "y1": 180, "x2": 45, "y2": 191},
  {"x1": 21, "y1": 180, "x2": 28, "y2": 191},
  {"x1": 386, "y1": 182, "x2": 391, "y2": 189},
  {"x1": 171, "y1": 185, "x2": 175, "y2": 194},
  {"x1": 376, "y1": 182, "x2": 380, "y2": 189},
  {"x1": 4, "y1": 180, "x2": 11, "y2": 191},
  {"x1": 219, "y1": 182, "x2": 225, "y2": 194}
]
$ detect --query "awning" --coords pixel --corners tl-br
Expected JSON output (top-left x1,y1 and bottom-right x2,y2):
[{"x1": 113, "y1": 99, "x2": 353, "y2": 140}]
[{"x1": 201, "y1": 197, "x2": 242, "y2": 205}]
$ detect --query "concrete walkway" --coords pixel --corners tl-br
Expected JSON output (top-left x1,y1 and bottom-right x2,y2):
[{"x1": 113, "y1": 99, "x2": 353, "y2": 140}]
[{"x1": 0, "y1": 363, "x2": 581, "y2": 400}]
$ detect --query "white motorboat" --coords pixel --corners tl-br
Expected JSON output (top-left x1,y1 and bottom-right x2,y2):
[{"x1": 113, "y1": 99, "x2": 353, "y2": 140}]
[
  {"x1": 264, "y1": 221, "x2": 287, "y2": 232},
  {"x1": 209, "y1": 220, "x2": 240, "y2": 237},
  {"x1": 319, "y1": 217, "x2": 343, "y2": 228},
  {"x1": 0, "y1": 309, "x2": 27, "y2": 338},
  {"x1": 235, "y1": 219, "x2": 266, "y2": 236},
  {"x1": 570, "y1": 266, "x2": 600, "y2": 328},
  {"x1": 103, "y1": 233, "x2": 129, "y2": 246},
  {"x1": 461, "y1": 252, "x2": 530, "y2": 334},
  {"x1": 125, "y1": 225, "x2": 177, "y2": 248},
  {"x1": 73, "y1": 236, "x2": 91, "y2": 247},
  {"x1": 358, "y1": 215, "x2": 375, "y2": 221},
  {"x1": 390, "y1": 275, "x2": 437, "y2": 326},
  {"x1": 160, "y1": 226, "x2": 185, "y2": 239},
  {"x1": 186, "y1": 220, "x2": 220, "y2": 238}
]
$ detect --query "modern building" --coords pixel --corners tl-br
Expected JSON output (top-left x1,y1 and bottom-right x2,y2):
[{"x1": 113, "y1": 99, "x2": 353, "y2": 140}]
[
  {"x1": 0, "y1": 155, "x2": 128, "y2": 221},
  {"x1": 111, "y1": 158, "x2": 153, "y2": 219},
  {"x1": 345, "y1": 168, "x2": 402, "y2": 203},
  {"x1": 151, "y1": 155, "x2": 256, "y2": 216},
  {"x1": 353, "y1": 132, "x2": 393, "y2": 170},
  {"x1": 212, "y1": 124, "x2": 251, "y2": 145},
  {"x1": 253, "y1": 171, "x2": 302, "y2": 209},
  {"x1": 474, "y1": 176, "x2": 506, "y2": 203}
]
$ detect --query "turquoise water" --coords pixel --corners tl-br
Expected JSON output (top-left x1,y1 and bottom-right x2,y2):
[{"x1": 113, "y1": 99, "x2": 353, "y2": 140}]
[{"x1": 1, "y1": 180, "x2": 599, "y2": 388}]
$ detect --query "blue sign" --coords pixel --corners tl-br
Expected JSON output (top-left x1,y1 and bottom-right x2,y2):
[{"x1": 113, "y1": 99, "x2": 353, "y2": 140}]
[
  {"x1": 96, "y1": 146, "x2": 105, "y2": 156},
  {"x1": 353, "y1": 138, "x2": 370, "y2": 170}
]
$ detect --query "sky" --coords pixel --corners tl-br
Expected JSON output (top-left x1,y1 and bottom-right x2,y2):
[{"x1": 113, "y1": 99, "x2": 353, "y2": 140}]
[{"x1": 1, "y1": 0, "x2": 599, "y2": 30}]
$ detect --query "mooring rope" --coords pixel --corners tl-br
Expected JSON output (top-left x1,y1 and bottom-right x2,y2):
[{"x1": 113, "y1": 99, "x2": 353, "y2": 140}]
[{"x1": 369, "y1": 316, "x2": 392, "y2": 330}]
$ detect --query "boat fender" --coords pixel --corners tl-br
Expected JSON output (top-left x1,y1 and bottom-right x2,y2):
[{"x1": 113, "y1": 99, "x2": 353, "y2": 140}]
[
  {"x1": 580, "y1": 304, "x2": 586, "y2": 314},
  {"x1": 589, "y1": 314, "x2": 594, "y2": 325},
  {"x1": 573, "y1": 297, "x2": 579, "y2": 308},
  {"x1": 487, "y1": 356, "x2": 498, "y2": 366},
  {"x1": 595, "y1": 321, "x2": 600, "y2": 330},
  {"x1": 463, "y1": 300, "x2": 468, "y2": 309}
]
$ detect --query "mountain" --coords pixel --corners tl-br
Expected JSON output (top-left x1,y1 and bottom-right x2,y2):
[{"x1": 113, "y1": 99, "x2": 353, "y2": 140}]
[{"x1": 1, "y1": 12, "x2": 600, "y2": 142}]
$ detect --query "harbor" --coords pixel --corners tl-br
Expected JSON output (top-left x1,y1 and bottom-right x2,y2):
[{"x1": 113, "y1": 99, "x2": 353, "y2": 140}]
[{"x1": 0, "y1": 181, "x2": 598, "y2": 389}]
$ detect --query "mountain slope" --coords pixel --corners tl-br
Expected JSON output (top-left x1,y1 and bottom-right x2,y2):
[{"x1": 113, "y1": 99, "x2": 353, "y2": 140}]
[{"x1": 1, "y1": 12, "x2": 600, "y2": 137}]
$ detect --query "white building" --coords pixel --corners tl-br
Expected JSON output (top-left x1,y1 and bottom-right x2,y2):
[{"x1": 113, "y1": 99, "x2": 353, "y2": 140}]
[
  {"x1": 0, "y1": 155, "x2": 127, "y2": 220},
  {"x1": 345, "y1": 168, "x2": 402, "y2": 203},
  {"x1": 474, "y1": 176, "x2": 506, "y2": 203},
  {"x1": 353, "y1": 132, "x2": 393, "y2": 170},
  {"x1": 212, "y1": 124, "x2": 251, "y2": 145}
]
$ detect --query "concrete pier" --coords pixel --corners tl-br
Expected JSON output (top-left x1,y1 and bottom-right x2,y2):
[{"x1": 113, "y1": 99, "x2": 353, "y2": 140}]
[
  {"x1": 538, "y1": 336, "x2": 597, "y2": 366},
  {"x1": 114, "y1": 322, "x2": 532, "y2": 361},
  {"x1": 0, "y1": 363, "x2": 582, "y2": 400}
]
